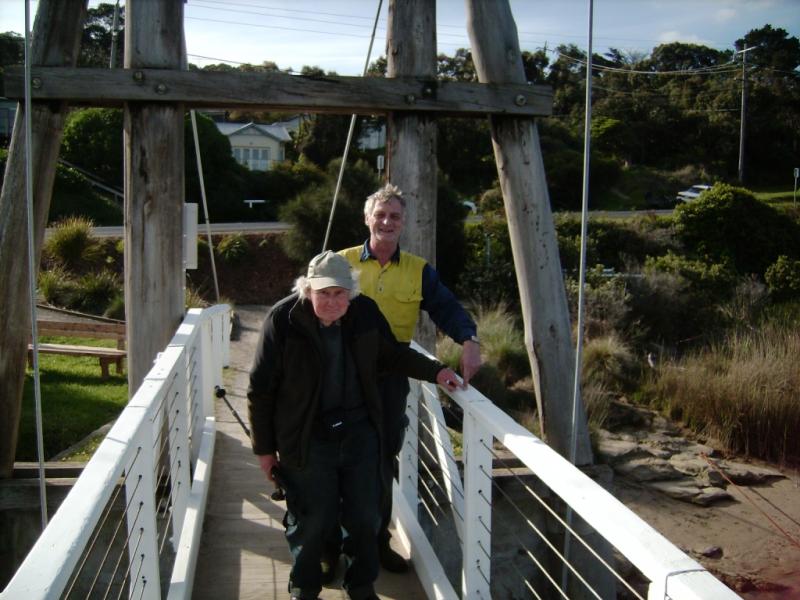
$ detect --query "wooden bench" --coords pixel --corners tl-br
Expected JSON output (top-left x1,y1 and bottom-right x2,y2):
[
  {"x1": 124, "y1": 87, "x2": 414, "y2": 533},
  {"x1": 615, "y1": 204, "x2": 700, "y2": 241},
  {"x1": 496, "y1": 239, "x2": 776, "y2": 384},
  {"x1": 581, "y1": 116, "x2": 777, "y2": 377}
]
[
  {"x1": 28, "y1": 343, "x2": 127, "y2": 378},
  {"x1": 28, "y1": 319, "x2": 127, "y2": 378}
]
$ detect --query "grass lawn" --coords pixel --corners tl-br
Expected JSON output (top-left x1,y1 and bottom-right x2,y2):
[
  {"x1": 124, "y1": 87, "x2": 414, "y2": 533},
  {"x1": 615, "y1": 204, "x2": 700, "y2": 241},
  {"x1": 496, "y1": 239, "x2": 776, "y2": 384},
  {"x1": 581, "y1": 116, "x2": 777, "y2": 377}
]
[{"x1": 17, "y1": 336, "x2": 128, "y2": 462}]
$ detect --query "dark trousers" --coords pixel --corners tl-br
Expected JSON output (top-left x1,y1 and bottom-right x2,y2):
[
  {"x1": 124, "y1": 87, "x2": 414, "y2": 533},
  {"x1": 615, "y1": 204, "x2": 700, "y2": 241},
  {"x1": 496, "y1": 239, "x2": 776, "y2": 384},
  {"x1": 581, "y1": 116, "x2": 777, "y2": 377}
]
[
  {"x1": 377, "y1": 373, "x2": 411, "y2": 544},
  {"x1": 282, "y1": 419, "x2": 380, "y2": 600},
  {"x1": 322, "y1": 375, "x2": 409, "y2": 554}
]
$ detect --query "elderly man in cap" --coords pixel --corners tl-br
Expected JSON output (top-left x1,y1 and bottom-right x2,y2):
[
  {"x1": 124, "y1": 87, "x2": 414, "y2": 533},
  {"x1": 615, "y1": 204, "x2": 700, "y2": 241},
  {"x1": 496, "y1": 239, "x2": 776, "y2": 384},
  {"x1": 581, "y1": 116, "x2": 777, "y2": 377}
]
[{"x1": 248, "y1": 250, "x2": 459, "y2": 600}]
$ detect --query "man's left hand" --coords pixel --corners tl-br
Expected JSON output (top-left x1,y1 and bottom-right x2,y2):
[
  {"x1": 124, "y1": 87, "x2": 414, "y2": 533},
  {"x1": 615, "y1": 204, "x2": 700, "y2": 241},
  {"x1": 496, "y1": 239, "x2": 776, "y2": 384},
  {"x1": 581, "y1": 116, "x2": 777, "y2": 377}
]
[
  {"x1": 460, "y1": 340, "x2": 482, "y2": 387},
  {"x1": 436, "y1": 367, "x2": 460, "y2": 392}
]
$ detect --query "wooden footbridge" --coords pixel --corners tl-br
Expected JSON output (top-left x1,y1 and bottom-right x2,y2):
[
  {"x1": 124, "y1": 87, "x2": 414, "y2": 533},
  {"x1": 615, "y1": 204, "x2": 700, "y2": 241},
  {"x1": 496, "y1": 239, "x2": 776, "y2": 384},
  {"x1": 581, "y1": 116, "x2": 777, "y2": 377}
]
[{"x1": 1, "y1": 2, "x2": 740, "y2": 598}]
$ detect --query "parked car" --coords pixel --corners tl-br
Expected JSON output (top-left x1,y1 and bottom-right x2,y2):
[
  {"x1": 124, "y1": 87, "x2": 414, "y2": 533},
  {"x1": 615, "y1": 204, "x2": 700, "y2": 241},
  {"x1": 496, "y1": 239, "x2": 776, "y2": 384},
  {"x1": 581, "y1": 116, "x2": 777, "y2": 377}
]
[{"x1": 676, "y1": 184, "x2": 712, "y2": 203}]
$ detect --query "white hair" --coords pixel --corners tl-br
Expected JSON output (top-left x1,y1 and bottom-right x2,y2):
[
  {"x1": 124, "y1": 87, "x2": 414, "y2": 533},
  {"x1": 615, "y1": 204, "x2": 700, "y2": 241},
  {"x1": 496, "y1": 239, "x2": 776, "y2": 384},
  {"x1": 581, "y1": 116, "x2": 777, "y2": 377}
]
[
  {"x1": 363, "y1": 183, "x2": 406, "y2": 218},
  {"x1": 293, "y1": 270, "x2": 361, "y2": 300}
]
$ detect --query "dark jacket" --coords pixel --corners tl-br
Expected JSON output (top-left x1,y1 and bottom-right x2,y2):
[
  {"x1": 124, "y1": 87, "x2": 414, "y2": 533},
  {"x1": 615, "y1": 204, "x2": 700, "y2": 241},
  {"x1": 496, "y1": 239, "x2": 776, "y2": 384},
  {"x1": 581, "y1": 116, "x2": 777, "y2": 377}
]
[{"x1": 247, "y1": 292, "x2": 446, "y2": 469}]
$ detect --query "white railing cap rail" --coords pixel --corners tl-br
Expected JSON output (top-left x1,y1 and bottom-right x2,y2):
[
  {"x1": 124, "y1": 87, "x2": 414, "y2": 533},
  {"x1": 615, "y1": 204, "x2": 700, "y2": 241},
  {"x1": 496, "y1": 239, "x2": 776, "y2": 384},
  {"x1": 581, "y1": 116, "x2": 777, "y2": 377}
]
[
  {"x1": 410, "y1": 341, "x2": 739, "y2": 599},
  {"x1": 2, "y1": 306, "x2": 230, "y2": 600}
]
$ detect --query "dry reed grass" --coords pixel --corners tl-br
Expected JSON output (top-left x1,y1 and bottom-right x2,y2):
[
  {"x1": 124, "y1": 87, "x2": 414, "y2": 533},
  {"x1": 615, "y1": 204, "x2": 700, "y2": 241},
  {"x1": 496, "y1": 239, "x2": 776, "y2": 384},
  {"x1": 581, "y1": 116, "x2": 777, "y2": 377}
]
[{"x1": 648, "y1": 324, "x2": 800, "y2": 464}]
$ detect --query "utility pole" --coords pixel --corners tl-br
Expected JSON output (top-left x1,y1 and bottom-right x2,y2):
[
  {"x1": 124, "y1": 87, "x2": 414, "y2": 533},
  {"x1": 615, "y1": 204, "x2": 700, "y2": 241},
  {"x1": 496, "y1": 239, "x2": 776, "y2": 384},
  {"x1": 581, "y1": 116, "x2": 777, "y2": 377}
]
[
  {"x1": 737, "y1": 46, "x2": 756, "y2": 184},
  {"x1": 109, "y1": 0, "x2": 121, "y2": 68}
]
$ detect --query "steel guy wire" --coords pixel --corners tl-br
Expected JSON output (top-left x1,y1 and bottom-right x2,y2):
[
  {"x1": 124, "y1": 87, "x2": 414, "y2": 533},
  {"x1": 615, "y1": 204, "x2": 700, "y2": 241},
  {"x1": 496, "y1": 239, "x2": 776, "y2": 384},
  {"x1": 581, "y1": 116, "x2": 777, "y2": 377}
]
[{"x1": 479, "y1": 440, "x2": 644, "y2": 600}]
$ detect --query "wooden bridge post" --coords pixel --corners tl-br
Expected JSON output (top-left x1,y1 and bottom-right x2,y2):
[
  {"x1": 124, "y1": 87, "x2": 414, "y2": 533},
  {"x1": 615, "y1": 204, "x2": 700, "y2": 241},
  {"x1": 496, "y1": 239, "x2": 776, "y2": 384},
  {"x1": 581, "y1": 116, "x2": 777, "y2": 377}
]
[
  {"x1": 386, "y1": 0, "x2": 438, "y2": 352},
  {"x1": 467, "y1": 3, "x2": 619, "y2": 597},
  {"x1": 466, "y1": 0, "x2": 592, "y2": 465},
  {"x1": 0, "y1": 0, "x2": 88, "y2": 478},
  {"x1": 123, "y1": 1, "x2": 186, "y2": 393}
]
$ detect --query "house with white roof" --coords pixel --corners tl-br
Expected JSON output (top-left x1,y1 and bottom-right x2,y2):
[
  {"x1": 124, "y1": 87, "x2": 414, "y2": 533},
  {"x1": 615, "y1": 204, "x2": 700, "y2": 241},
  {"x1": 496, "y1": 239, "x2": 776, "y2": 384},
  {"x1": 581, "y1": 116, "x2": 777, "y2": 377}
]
[{"x1": 215, "y1": 121, "x2": 293, "y2": 171}]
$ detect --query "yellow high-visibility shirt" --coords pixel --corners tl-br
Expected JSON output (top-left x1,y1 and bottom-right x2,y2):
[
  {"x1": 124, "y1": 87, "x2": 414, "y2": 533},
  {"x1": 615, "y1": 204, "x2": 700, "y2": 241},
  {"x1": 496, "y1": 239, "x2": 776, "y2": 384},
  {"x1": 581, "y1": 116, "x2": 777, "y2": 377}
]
[{"x1": 339, "y1": 245, "x2": 426, "y2": 343}]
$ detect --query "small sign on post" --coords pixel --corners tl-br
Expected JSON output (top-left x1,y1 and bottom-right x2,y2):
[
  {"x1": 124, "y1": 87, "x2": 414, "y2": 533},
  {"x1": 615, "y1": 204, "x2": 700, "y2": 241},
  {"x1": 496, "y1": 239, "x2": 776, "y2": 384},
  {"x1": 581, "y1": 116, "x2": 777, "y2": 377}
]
[
  {"x1": 377, "y1": 154, "x2": 385, "y2": 179},
  {"x1": 183, "y1": 203, "x2": 198, "y2": 270}
]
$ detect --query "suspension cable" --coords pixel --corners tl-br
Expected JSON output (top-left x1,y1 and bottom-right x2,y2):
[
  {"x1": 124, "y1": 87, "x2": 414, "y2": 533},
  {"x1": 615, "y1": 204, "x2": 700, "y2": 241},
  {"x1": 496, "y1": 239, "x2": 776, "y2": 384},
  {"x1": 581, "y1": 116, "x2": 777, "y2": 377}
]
[
  {"x1": 23, "y1": 0, "x2": 48, "y2": 529},
  {"x1": 321, "y1": 0, "x2": 383, "y2": 251},
  {"x1": 565, "y1": 0, "x2": 595, "y2": 592},
  {"x1": 190, "y1": 110, "x2": 221, "y2": 302}
]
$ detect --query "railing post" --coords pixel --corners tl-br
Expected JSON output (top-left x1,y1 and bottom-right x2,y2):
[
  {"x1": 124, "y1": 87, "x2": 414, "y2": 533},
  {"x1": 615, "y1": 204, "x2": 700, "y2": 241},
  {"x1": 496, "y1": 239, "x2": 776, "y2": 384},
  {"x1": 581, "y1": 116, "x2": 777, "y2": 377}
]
[
  {"x1": 462, "y1": 403, "x2": 492, "y2": 599},
  {"x1": 399, "y1": 379, "x2": 421, "y2": 511},
  {"x1": 125, "y1": 417, "x2": 161, "y2": 600}
]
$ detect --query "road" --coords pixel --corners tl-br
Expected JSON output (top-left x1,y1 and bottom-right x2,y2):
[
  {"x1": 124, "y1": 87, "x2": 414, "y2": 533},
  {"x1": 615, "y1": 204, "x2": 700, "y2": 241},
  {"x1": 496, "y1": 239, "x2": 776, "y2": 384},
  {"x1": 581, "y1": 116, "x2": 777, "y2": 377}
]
[
  {"x1": 46, "y1": 221, "x2": 293, "y2": 238},
  {"x1": 48, "y1": 210, "x2": 673, "y2": 239}
]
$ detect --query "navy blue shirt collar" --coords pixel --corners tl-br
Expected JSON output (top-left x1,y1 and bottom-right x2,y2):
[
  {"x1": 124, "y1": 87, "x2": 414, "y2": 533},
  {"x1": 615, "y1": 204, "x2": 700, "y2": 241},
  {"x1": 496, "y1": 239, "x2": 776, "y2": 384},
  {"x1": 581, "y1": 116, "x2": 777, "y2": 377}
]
[{"x1": 359, "y1": 240, "x2": 401, "y2": 264}]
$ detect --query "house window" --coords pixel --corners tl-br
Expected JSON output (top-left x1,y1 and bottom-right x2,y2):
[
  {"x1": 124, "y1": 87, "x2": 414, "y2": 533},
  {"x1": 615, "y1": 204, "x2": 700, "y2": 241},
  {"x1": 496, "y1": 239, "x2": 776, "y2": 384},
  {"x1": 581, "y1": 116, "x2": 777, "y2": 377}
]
[{"x1": 231, "y1": 145, "x2": 279, "y2": 171}]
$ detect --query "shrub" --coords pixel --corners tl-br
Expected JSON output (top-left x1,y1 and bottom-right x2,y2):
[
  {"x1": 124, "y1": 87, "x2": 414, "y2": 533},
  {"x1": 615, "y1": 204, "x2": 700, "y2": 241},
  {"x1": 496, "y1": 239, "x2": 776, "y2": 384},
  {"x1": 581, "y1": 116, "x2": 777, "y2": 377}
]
[
  {"x1": 38, "y1": 266, "x2": 79, "y2": 307},
  {"x1": 582, "y1": 380, "x2": 613, "y2": 431},
  {"x1": 473, "y1": 304, "x2": 529, "y2": 385},
  {"x1": 43, "y1": 216, "x2": 102, "y2": 272},
  {"x1": 565, "y1": 271, "x2": 635, "y2": 340},
  {"x1": 49, "y1": 164, "x2": 123, "y2": 226},
  {"x1": 626, "y1": 253, "x2": 735, "y2": 345},
  {"x1": 279, "y1": 158, "x2": 377, "y2": 263},
  {"x1": 765, "y1": 255, "x2": 800, "y2": 301},
  {"x1": 74, "y1": 270, "x2": 122, "y2": 315},
  {"x1": 103, "y1": 294, "x2": 125, "y2": 320},
  {"x1": 457, "y1": 215, "x2": 518, "y2": 307},
  {"x1": 216, "y1": 233, "x2": 250, "y2": 264},
  {"x1": 581, "y1": 333, "x2": 637, "y2": 393},
  {"x1": 674, "y1": 183, "x2": 800, "y2": 276}
]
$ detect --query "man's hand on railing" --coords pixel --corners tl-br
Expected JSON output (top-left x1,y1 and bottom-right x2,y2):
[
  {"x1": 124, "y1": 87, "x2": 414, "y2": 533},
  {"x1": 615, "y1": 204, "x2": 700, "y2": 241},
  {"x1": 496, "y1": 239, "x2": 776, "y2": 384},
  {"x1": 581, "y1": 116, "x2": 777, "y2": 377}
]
[
  {"x1": 436, "y1": 367, "x2": 461, "y2": 392},
  {"x1": 258, "y1": 453, "x2": 279, "y2": 482},
  {"x1": 460, "y1": 339, "x2": 482, "y2": 387}
]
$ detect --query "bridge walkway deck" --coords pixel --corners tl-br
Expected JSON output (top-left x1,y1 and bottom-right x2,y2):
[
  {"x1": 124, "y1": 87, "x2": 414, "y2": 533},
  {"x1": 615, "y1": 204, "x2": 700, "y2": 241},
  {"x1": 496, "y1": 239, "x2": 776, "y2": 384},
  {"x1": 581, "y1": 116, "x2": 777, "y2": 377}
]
[{"x1": 192, "y1": 306, "x2": 427, "y2": 600}]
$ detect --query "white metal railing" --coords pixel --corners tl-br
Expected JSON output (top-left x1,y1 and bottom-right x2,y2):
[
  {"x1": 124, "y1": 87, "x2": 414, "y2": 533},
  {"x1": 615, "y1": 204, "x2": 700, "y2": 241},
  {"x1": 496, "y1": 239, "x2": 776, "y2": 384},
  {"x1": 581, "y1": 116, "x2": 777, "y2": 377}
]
[
  {"x1": 1, "y1": 305, "x2": 230, "y2": 600},
  {"x1": 393, "y1": 342, "x2": 741, "y2": 600}
]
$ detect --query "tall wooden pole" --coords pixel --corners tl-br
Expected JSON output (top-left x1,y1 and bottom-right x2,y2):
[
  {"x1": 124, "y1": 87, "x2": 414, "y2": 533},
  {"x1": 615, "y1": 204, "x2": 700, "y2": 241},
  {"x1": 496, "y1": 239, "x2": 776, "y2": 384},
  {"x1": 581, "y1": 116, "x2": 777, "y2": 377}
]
[
  {"x1": 386, "y1": 0, "x2": 438, "y2": 351},
  {"x1": 0, "y1": 0, "x2": 87, "y2": 478},
  {"x1": 466, "y1": 0, "x2": 592, "y2": 465},
  {"x1": 124, "y1": 1, "x2": 185, "y2": 392}
]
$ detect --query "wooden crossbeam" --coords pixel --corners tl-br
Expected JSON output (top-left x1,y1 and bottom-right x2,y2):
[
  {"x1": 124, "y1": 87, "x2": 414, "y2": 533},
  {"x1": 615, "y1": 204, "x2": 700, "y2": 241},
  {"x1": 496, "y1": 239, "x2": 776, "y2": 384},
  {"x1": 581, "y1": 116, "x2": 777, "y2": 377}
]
[{"x1": 3, "y1": 66, "x2": 552, "y2": 117}]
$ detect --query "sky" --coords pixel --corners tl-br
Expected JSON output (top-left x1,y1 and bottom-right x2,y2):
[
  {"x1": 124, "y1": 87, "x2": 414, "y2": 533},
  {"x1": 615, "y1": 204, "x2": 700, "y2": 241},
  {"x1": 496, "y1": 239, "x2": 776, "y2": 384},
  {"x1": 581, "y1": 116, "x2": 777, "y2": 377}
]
[{"x1": 0, "y1": 0, "x2": 798, "y2": 75}]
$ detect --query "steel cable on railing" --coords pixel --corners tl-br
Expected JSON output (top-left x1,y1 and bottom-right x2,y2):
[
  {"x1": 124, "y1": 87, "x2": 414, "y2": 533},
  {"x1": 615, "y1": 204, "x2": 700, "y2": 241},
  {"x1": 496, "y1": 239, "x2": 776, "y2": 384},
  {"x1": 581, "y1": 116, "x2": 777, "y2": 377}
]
[
  {"x1": 155, "y1": 446, "x2": 183, "y2": 553},
  {"x1": 63, "y1": 447, "x2": 143, "y2": 599},
  {"x1": 115, "y1": 530, "x2": 145, "y2": 600},
  {"x1": 401, "y1": 420, "x2": 450, "y2": 524},
  {"x1": 103, "y1": 506, "x2": 145, "y2": 600},
  {"x1": 403, "y1": 415, "x2": 465, "y2": 514},
  {"x1": 86, "y1": 475, "x2": 144, "y2": 599},
  {"x1": 476, "y1": 473, "x2": 573, "y2": 600},
  {"x1": 416, "y1": 395, "x2": 466, "y2": 480},
  {"x1": 478, "y1": 440, "x2": 645, "y2": 600}
]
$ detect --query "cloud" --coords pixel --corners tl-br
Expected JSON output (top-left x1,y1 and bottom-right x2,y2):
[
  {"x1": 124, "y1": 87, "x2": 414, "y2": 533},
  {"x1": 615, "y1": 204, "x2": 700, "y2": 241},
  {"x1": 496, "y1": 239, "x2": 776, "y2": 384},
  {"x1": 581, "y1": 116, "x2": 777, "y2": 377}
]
[
  {"x1": 658, "y1": 30, "x2": 704, "y2": 45},
  {"x1": 714, "y1": 8, "x2": 738, "y2": 23}
]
